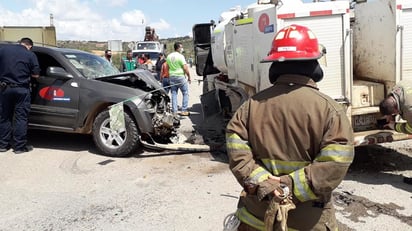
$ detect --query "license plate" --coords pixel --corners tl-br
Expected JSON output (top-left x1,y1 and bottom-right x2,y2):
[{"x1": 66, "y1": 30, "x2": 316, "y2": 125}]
[{"x1": 353, "y1": 114, "x2": 376, "y2": 131}]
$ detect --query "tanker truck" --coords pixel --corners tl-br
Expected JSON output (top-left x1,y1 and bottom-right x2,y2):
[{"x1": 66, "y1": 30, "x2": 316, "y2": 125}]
[{"x1": 193, "y1": 0, "x2": 412, "y2": 146}]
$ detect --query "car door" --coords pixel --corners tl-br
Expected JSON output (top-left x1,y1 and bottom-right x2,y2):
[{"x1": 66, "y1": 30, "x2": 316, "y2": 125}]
[{"x1": 29, "y1": 50, "x2": 80, "y2": 131}]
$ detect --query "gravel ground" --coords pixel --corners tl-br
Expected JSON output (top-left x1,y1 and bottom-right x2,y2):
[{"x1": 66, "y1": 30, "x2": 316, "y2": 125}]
[{"x1": 0, "y1": 68, "x2": 411, "y2": 230}]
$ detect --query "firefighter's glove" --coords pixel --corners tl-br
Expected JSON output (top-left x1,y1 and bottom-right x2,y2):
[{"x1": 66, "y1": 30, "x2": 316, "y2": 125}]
[
  {"x1": 264, "y1": 196, "x2": 296, "y2": 231},
  {"x1": 276, "y1": 197, "x2": 296, "y2": 231},
  {"x1": 384, "y1": 121, "x2": 395, "y2": 130},
  {"x1": 257, "y1": 179, "x2": 281, "y2": 201}
]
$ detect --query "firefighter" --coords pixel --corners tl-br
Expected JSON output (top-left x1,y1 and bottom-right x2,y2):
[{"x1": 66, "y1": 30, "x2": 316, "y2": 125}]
[
  {"x1": 225, "y1": 24, "x2": 354, "y2": 230},
  {"x1": 379, "y1": 80, "x2": 412, "y2": 185},
  {"x1": 379, "y1": 80, "x2": 412, "y2": 133}
]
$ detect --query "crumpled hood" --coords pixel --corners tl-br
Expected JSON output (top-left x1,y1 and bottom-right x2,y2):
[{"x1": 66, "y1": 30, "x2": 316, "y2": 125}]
[{"x1": 94, "y1": 69, "x2": 165, "y2": 93}]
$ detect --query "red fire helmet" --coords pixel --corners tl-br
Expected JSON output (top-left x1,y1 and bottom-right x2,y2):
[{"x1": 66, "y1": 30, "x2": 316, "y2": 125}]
[{"x1": 261, "y1": 24, "x2": 325, "y2": 62}]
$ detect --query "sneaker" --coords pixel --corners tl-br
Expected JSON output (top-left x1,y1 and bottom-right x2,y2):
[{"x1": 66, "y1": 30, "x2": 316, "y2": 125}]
[
  {"x1": 179, "y1": 111, "x2": 190, "y2": 116},
  {"x1": 14, "y1": 145, "x2": 33, "y2": 154}
]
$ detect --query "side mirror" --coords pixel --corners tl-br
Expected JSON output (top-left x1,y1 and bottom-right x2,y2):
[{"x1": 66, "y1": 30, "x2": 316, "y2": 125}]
[{"x1": 46, "y1": 66, "x2": 73, "y2": 80}]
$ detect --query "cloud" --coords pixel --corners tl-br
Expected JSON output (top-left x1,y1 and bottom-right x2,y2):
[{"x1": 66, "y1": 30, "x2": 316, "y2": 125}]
[
  {"x1": 108, "y1": 19, "x2": 145, "y2": 41},
  {"x1": 0, "y1": 6, "x2": 50, "y2": 26},
  {"x1": 121, "y1": 10, "x2": 146, "y2": 27},
  {"x1": 94, "y1": 0, "x2": 128, "y2": 7},
  {"x1": 149, "y1": 18, "x2": 170, "y2": 30},
  {"x1": 148, "y1": 19, "x2": 171, "y2": 39},
  {"x1": 0, "y1": 0, "x2": 175, "y2": 41}
]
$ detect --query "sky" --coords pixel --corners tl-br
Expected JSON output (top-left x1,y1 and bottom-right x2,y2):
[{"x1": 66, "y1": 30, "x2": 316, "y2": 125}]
[{"x1": 0, "y1": 0, "x2": 260, "y2": 41}]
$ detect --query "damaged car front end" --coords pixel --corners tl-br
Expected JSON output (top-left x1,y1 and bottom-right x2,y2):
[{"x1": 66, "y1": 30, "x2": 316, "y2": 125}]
[
  {"x1": 25, "y1": 45, "x2": 184, "y2": 157},
  {"x1": 95, "y1": 69, "x2": 181, "y2": 148}
]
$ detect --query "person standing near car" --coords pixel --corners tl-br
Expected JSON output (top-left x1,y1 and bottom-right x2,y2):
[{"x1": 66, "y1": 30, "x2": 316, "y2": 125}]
[
  {"x1": 0, "y1": 37, "x2": 40, "y2": 154},
  {"x1": 104, "y1": 49, "x2": 112, "y2": 63},
  {"x1": 142, "y1": 53, "x2": 154, "y2": 72},
  {"x1": 166, "y1": 42, "x2": 191, "y2": 116},
  {"x1": 160, "y1": 56, "x2": 170, "y2": 94},
  {"x1": 121, "y1": 49, "x2": 136, "y2": 72},
  {"x1": 155, "y1": 53, "x2": 166, "y2": 81}
]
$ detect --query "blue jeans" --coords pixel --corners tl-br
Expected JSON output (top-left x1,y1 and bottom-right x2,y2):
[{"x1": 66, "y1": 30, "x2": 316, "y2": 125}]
[
  {"x1": 162, "y1": 78, "x2": 170, "y2": 94},
  {"x1": 169, "y1": 76, "x2": 189, "y2": 113},
  {"x1": 156, "y1": 71, "x2": 161, "y2": 81}
]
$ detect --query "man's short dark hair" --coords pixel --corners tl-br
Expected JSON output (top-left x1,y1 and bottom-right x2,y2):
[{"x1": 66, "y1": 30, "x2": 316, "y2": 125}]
[
  {"x1": 379, "y1": 95, "x2": 398, "y2": 115},
  {"x1": 174, "y1": 42, "x2": 182, "y2": 51},
  {"x1": 19, "y1": 37, "x2": 33, "y2": 46},
  {"x1": 105, "y1": 49, "x2": 111, "y2": 54}
]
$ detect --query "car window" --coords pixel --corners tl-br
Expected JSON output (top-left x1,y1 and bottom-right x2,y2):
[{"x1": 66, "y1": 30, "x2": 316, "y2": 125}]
[
  {"x1": 35, "y1": 52, "x2": 64, "y2": 76},
  {"x1": 63, "y1": 52, "x2": 120, "y2": 79}
]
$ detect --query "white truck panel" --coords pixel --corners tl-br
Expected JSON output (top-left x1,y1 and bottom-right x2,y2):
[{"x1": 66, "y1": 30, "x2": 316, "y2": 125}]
[
  {"x1": 353, "y1": 0, "x2": 400, "y2": 86},
  {"x1": 274, "y1": 0, "x2": 350, "y2": 100},
  {"x1": 251, "y1": 6, "x2": 277, "y2": 92},
  {"x1": 401, "y1": 6, "x2": 412, "y2": 81},
  {"x1": 277, "y1": 0, "x2": 345, "y2": 15},
  {"x1": 232, "y1": 21, "x2": 255, "y2": 87},
  {"x1": 277, "y1": 15, "x2": 349, "y2": 100},
  {"x1": 212, "y1": 20, "x2": 229, "y2": 73},
  {"x1": 225, "y1": 22, "x2": 237, "y2": 83},
  {"x1": 224, "y1": 4, "x2": 275, "y2": 91}
]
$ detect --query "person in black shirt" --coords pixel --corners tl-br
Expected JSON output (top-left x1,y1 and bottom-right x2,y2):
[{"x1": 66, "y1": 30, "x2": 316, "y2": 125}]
[
  {"x1": 155, "y1": 53, "x2": 166, "y2": 81},
  {"x1": 0, "y1": 37, "x2": 40, "y2": 154}
]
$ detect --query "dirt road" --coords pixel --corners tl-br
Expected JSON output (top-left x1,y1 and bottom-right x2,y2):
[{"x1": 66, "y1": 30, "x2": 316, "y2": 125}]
[{"x1": 0, "y1": 69, "x2": 411, "y2": 230}]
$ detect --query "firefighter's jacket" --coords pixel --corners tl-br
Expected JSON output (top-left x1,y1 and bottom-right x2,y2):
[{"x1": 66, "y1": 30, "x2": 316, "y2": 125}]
[
  {"x1": 226, "y1": 75, "x2": 354, "y2": 230},
  {"x1": 390, "y1": 80, "x2": 412, "y2": 134}
]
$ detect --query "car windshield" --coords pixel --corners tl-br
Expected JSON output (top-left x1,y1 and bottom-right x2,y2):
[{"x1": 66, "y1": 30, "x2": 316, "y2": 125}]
[
  {"x1": 136, "y1": 42, "x2": 160, "y2": 50},
  {"x1": 63, "y1": 52, "x2": 120, "y2": 79}
]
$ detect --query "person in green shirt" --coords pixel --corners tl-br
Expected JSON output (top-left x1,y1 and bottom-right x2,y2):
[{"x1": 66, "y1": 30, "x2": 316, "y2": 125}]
[
  {"x1": 166, "y1": 42, "x2": 191, "y2": 116},
  {"x1": 121, "y1": 49, "x2": 136, "y2": 72}
]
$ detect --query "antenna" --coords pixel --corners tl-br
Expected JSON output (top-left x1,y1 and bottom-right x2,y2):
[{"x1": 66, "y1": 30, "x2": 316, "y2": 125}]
[{"x1": 50, "y1": 13, "x2": 54, "y2": 27}]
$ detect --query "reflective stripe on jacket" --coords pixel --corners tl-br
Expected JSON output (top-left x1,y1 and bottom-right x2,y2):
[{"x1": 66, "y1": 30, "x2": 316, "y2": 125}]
[{"x1": 391, "y1": 80, "x2": 412, "y2": 134}]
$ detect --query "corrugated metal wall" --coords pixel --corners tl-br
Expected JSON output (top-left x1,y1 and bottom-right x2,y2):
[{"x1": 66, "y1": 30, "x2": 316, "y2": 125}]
[
  {"x1": 401, "y1": 8, "x2": 412, "y2": 81},
  {"x1": 280, "y1": 15, "x2": 347, "y2": 99},
  {"x1": 0, "y1": 26, "x2": 56, "y2": 46}
]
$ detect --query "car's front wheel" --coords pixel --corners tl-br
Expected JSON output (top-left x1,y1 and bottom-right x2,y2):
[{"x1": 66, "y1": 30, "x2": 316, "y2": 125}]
[{"x1": 92, "y1": 109, "x2": 139, "y2": 157}]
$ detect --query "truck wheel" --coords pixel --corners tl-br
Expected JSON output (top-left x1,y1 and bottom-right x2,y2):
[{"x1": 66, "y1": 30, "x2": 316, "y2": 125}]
[{"x1": 92, "y1": 110, "x2": 139, "y2": 157}]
